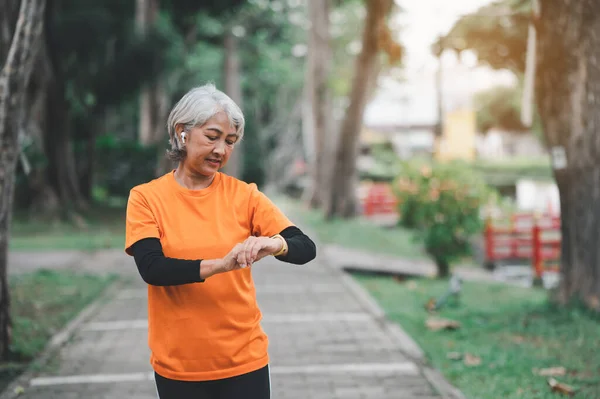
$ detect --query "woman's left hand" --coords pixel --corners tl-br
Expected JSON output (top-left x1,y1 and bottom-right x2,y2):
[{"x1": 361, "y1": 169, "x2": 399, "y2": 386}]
[{"x1": 236, "y1": 236, "x2": 282, "y2": 268}]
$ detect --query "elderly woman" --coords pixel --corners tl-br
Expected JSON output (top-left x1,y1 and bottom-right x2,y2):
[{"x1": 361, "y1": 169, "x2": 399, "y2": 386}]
[{"x1": 125, "y1": 83, "x2": 316, "y2": 399}]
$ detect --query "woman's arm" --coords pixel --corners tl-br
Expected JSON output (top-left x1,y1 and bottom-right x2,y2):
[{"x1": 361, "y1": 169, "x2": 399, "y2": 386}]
[
  {"x1": 131, "y1": 238, "x2": 222, "y2": 286},
  {"x1": 132, "y1": 226, "x2": 316, "y2": 286},
  {"x1": 275, "y1": 226, "x2": 316, "y2": 265}
]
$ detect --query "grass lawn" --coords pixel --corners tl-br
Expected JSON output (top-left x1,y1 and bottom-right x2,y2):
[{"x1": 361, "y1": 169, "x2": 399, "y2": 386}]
[
  {"x1": 0, "y1": 269, "x2": 117, "y2": 391},
  {"x1": 10, "y1": 205, "x2": 126, "y2": 251},
  {"x1": 276, "y1": 196, "x2": 428, "y2": 260},
  {"x1": 354, "y1": 274, "x2": 600, "y2": 399}
]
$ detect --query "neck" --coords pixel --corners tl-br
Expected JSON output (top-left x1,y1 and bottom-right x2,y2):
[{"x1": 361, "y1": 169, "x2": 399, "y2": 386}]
[{"x1": 174, "y1": 165, "x2": 215, "y2": 190}]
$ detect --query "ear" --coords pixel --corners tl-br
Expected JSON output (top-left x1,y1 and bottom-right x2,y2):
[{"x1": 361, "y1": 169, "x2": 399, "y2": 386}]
[{"x1": 175, "y1": 123, "x2": 185, "y2": 134}]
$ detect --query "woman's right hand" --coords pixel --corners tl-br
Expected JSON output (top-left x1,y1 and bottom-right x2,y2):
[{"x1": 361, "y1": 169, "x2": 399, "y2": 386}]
[
  {"x1": 201, "y1": 242, "x2": 257, "y2": 279},
  {"x1": 220, "y1": 243, "x2": 245, "y2": 273},
  {"x1": 200, "y1": 244, "x2": 245, "y2": 279}
]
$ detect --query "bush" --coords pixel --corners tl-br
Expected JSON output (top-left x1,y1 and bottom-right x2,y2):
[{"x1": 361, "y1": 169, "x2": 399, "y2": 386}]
[
  {"x1": 95, "y1": 135, "x2": 162, "y2": 198},
  {"x1": 392, "y1": 160, "x2": 493, "y2": 277}
]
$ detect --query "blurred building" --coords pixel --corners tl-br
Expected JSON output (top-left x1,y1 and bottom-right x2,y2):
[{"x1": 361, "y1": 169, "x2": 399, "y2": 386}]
[
  {"x1": 359, "y1": 56, "x2": 557, "y2": 215},
  {"x1": 362, "y1": 51, "x2": 517, "y2": 161},
  {"x1": 476, "y1": 128, "x2": 546, "y2": 159}
]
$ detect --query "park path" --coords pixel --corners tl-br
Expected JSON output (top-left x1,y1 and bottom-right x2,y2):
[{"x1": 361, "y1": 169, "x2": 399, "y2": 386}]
[{"x1": 2, "y1": 245, "x2": 459, "y2": 399}]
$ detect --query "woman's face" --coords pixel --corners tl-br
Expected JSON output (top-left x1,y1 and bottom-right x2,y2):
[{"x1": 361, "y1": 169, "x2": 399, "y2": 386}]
[{"x1": 181, "y1": 112, "x2": 239, "y2": 176}]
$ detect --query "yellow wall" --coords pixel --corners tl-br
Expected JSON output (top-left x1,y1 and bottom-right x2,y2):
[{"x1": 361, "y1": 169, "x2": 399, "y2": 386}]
[
  {"x1": 361, "y1": 127, "x2": 388, "y2": 144},
  {"x1": 435, "y1": 108, "x2": 476, "y2": 161}
]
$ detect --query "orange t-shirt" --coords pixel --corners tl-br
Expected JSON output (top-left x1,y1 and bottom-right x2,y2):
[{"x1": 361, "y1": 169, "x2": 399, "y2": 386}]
[{"x1": 124, "y1": 171, "x2": 293, "y2": 381}]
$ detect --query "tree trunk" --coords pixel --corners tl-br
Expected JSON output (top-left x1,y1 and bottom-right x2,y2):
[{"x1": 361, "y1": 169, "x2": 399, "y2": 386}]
[
  {"x1": 0, "y1": 0, "x2": 20, "y2": 63},
  {"x1": 536, "y1": 0, "x2": 600, "y2": 309},
  {"x1": 324, "y1": 0, "x2": 392, "y2": 219},
  {"x1": 24, "y1": 56, "x2": 60, "y2": 217},
  {"x1": 222, "y1": 29, "x2": 243, "y2": 179},
  {"x1": 304, "y1": 0, "x2": 332, "y2": 208},
  {"x1": 22, "y1": 8, "x2": 85, "y2": 216},
  {"x1": 301, "y1": 71, "x2": 315, "y2": 193},
  {"x1": 45, "y1": 77, "x2": 85, "y2": 209},
  {"x1": 136, "y1": 0, "x2": 163, "y2": 147},
  {"x1": 0, "y1": 0, "x2": 46, "y2": 359}
]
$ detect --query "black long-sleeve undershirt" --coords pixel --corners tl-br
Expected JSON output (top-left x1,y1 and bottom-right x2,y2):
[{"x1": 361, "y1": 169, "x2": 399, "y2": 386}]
[{"x1": 130, "y1": 226, "x2": 316, "y2": 286}]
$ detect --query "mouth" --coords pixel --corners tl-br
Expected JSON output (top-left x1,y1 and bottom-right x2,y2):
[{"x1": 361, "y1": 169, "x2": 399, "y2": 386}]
[{"x1": 206, "y1": 158, "x2": 221, "y2": 166}]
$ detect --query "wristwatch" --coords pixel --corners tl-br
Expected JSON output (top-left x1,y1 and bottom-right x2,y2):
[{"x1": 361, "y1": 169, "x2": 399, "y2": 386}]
[{"x1": 270, "y1": 234, "x2": 288, "y2": 257}]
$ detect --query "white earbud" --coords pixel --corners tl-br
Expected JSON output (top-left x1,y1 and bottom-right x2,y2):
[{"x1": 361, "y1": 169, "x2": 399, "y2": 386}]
[{"x1": 181, "y1": 132, "x2": 186, "y2": 144}]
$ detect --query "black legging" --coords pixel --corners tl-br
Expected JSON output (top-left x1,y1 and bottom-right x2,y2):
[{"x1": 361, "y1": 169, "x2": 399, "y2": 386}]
[{"x1": 155, "y1": 365, "x2": 270, "y2": 399}]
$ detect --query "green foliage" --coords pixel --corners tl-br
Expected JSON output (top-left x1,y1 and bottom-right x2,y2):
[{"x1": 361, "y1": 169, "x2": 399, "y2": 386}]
[
  {"x1": 475, "y1": 85, "x2": 528, "y2": 133},
  {"x1": 161, "y1": 0, "x2": 247, "y2": 37},
  {"x1": 434, "y1": 0, "x2": 530, "y2": 73},
  {"x1": 359, "y1": 141, "x2": 402, "y2": 182},
  {"x1": 392, "y1": 160, "x2": 493, "y2": 265},
  {"x1": 330, "y1": 1, "x2": 367, "y2": 97},
  {"x1": 237, "y1": 1, "x2": 306, "y2": 184},
  {"x1": 49, "y1": 1, "x2": 172, "y2": 112},
  {"x1": 94, "y1": 135, "x2": 159, "y2": 198},
  {"x1": 474, "y1": 84, "x2": 544, "y2": 137},
  {"x1": 13, "y1": 0, "x2": 356, "y2": 213}
]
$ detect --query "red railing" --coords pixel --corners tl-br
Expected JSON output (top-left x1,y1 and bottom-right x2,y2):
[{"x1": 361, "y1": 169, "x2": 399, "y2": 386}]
[
  {"x1": 362, "y1": 183, "x2": 398, "y2": 216},
  {"x1": 485, "y1": 212, "x2": 561, "y2": 278}
]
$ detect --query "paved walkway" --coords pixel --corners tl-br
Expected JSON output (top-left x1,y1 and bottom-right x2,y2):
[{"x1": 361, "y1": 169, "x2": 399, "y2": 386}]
[{"x1": 2, "y1": 246, "x2": 458, "y2": 399}]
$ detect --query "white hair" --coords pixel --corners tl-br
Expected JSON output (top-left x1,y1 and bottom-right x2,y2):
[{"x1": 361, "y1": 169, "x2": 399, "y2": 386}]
[{"x1": 166, "y1": 83, "x2": 245, "y2": 162}]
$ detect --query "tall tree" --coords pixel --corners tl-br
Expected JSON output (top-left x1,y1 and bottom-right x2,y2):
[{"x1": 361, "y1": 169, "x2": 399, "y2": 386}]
[
  {"x1": 474, "y1": 84, "x2": 532, "y2": 133},
  {"x1": 536, "y1": 0, "x2": 600, "y2": 308},
  {"x1": 304, "y1": 0, "x2": 332, "y2": 208},
  {"x1": 0, "y1": 0, "x2": 46, "y2": 357},
  {"x1": 222, "y1": 28, "x2": 243, "y2": 178},
  {"x1": 324, "y1": 0, "x2": 401, "y2": 218},
  {"x1": 438, "y1": 0, "x2": 600, "y2": 309},
  {"x1": 136, "y1": 0, "x2": 167, "y2": 147},
  {"x1": 19, "y1": 0, "x2": 171, "y2": 215}
]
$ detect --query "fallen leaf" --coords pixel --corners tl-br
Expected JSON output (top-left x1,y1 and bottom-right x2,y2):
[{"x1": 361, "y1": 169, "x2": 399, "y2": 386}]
[
  {"x1": 446, "y1": 352, "x2": 462, "y2": 361},
  {"x1": 512, "y1": 335, "x2": 525, "y2": 344},
  {"x1": 14, "y1": 386, "x2": 24, "y2": 395},
  {"x1": 547, "y1": 378, "x2": 577, "y2": 396},
  {"x1": 424, "y1": 298, "x2": 437, "y2": 312},
  {"x1": 425, "y1": 317, "x2": 461, "y2": 331},
  {"x1": 586, "y1": 295, "x2": 600, "y2": 310},
  {"x1": 464, "y1": 353, "x2": 481, "y2": 367},
  {"x1": 534, "y1": 367, "x2": 566, "y2": 377}
]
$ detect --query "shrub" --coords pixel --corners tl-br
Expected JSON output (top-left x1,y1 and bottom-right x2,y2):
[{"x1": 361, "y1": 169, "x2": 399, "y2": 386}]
[
  {"x1": 392, "y1": 159, "x2": 493, "y2": 277},
  {"x1": 95, "y1": 135, "x2": 162, "y2": 198}
]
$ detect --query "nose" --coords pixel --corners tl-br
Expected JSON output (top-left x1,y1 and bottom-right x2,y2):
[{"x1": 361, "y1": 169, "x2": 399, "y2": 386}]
[{"x1": 213, "y1": 140, "x2": 226, "y2": 155}]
